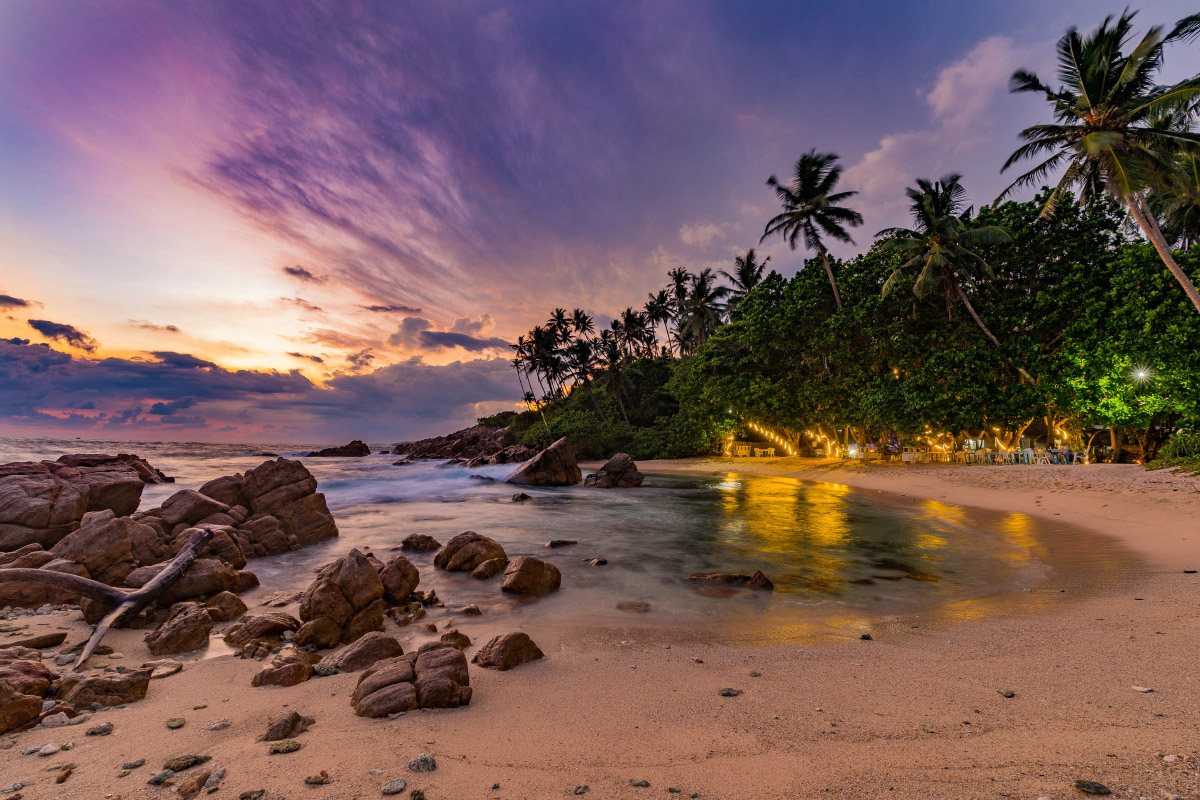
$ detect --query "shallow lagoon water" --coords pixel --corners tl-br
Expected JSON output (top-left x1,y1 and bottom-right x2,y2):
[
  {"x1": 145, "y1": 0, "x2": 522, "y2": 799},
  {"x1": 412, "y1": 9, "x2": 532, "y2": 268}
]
[{"x1": 0, "y1": 438, "x2": 1133, "y2": 642}]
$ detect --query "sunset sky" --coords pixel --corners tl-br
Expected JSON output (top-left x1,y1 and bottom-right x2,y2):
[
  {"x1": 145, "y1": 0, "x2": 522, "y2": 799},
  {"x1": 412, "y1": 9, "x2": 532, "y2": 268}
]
[{"x1": 1, "y1": 0, "x2": 1197, "y2": 443}]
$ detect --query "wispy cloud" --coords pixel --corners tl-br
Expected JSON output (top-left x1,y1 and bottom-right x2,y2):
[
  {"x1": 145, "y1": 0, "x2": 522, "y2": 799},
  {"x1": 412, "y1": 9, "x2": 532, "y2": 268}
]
[{"x1": 28, "y1": 319, "x2": 99, "y2": 352}]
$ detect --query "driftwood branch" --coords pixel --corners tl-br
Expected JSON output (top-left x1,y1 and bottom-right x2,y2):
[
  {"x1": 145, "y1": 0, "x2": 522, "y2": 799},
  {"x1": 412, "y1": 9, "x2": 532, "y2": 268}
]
[{"x1": 0, "y1": 527, "x2": 215, "y2": 668}]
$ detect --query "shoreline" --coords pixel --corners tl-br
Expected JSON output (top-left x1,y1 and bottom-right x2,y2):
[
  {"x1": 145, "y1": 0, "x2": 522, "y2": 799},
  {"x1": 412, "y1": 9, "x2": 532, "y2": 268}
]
[{"x1": 3, "y1": 459, "x2": 1199, "y2": 798}]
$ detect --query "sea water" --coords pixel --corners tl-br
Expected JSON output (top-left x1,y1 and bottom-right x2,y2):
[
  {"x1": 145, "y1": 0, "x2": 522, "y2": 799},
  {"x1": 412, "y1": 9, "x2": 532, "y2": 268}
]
[{"x1": 0, "y1": 438, "x2": 1132, "y2": 643}]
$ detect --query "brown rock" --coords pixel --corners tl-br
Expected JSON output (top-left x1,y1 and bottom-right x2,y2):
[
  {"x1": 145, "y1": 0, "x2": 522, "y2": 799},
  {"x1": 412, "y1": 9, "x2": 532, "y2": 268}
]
[
  {"x1": 7, "y1": 631, "x2": 67, "y2": 649},
  {"x1": 434, "y1": 532, "x2": 507, "y2": 572},
  {"x1": 145, "y1": 602, "x2": 213, "y2": 655},
  {"x1": 260, "y1": 709, "x2": 315, "y2": 741},
  {"x1": 49, "y1": 509, "x2": 136, "y2": 585},
  {"x1": 470, "y1": 557, "x2": 508, "y2": 580},
  {"x1": 686, "y1": 571, "x2": 774, "y2": 590},
  {"x1": 500, "y1": 556, "x2": 561, "y2": 596},
  {"x1": 505, "y1": 437, "x2": 581, "y2": 486},
  {"x1": 439, "y1": 630, "x2": 471, "y2": 650},
  {"x1": 0, "y1": 470, "x2": 88, "y2": 550},
  {"x1": 59, "y1": 669, "x2": 151, "y2": 707},
  {"x1": 352, "y1": 642, "x2": 470, "y2": 717},
  {"x1": 583, "y1": 453, "x2": 645, "y2": 488},
  {"x1": 472, "y1": 632, "x2": 544, "y2": 670},
  {"x1": 306, "y1": 440, "x2": 371, "y2": 457},
  {"x1": 0, "y1": 678, "x2": 42, "y2": 734},
  {"x1": 0, "y1": 647, "x2": 53, "y2": 696},
  {"x1": 204, "y1": 591, "x2": 248, "y2": 622},
  {"x1": 197, "y1": 474, "x2": 248, "y2": 508},
  {"x1": 296, "y1": 549, "x2": 385, "y2": 647},
  {"x1": 159, "y1": 490, "x2": 229, "y2": 527},
  {"x1": 239, "y1": 458, "x2": 338, "y2": 546},
  {"x1": 399, "y1": 534, "x2": 440, "y2": 553},
  {"x1": 222, "y1": 612, "x2": 300, "y2": 647},
  {"x1": 320, "y1": 632, "x2": 403, "y2": 673},
  {"x1": 251, "y1": 656, "x2": 314, "y2": 688},
  {"x1": 124, "y1": 558, "x2": 242, "y2": 606},
  {"x1": 377, "y1": 555, "x2": 419, "y2": 603}
]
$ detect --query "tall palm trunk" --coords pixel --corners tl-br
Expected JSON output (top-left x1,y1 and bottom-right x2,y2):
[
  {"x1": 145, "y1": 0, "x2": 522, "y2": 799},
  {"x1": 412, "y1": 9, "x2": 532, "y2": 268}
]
[
  {"x1": 818, "y1": 246, "x2": 844, "y2": 309},
  {"x1": 954, "y1": 284, "x2": 1001, "y2": 346},
  {"x1": 1127, "y1": 194, "x2": 1200, "y2": 314}
]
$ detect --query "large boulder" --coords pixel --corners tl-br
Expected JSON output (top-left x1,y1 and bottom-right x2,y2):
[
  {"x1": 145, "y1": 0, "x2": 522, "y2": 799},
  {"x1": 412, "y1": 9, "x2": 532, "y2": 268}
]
[
  {"x1": 223, "y1": 612, "x2": 300, "y2": 648},
  {"x1": 59, "y1": 668, "x2": 151, "y2": 707},
  {"x1": 0, "y1": 647, "x2": 54, "y2": 696},
  {"x1": 295, "y1": 549, "x2": 385, "y2": 648},
  {"x1": 56, "y1": 453, "x2": 173, "y2": 484},
  {"x1": 49, "y1": 510, "x2": 136, "y2": 585},
  {"x1": 239, "y1": 459, "x2": 338, "y2": 546},
  {"x1": 499, "y1": 556, "x2": 561, "y2": 596},
  {"x1": 505, "y1": 437, "x2": 581, "y2": 486},
  {"x1": 352, "y1": 642, "x2": 471, "y2": 717},
  {"x1": 583, "y1": 453, "x2": 645, "y2": 488},
  {"x1": 0, "y1": 679, "x2": 42, "y2": 734},
  {"x1": 159, "y1": 490, "x2": 230, "y2": 527},
  {"x1": 472, "y1": 632, "x2": 545, "y2": 671},
  {"x1": 145, "y1": 602, "x2": 214, "y2": 655},
  {"x1": 306, "y1": 440, "x2": 371, "y2": 457},
  {"x1": 400, "y1": 534, "x2": 440, "y2": 553},
  {"x1": 377, "y1": 555, "x2": 419, "y2": 603},
  {"x1": 0, "y1": 469, "x2": 88, "y2": 550},
  {"x1": 434, "y1": 532, "x2": 507, "y2": 573},
  {"x1": 123, "y1": 558, "x2": 243, "y2": 607},
  {"x1": 204, "y1": 591, "x2": 248, "y2": 622},
  {"x1": 320, "y1": 632, "x2": 404, "y2": 673}
]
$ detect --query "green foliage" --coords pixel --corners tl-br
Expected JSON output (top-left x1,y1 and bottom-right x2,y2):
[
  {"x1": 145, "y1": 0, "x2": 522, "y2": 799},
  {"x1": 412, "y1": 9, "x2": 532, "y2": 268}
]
[
  {"x1": 476, "y1": 410, "x2": 518, "y2": 428},
  {"x1": 1148, "y1": 431, "x2": 1200, "y2": 475}
]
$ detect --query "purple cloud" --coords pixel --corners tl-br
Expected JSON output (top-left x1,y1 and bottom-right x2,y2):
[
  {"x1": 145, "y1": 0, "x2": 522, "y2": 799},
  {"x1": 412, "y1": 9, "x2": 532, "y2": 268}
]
[{"x1": 28, "y1": 319, "x2": 98, "y2": 352}]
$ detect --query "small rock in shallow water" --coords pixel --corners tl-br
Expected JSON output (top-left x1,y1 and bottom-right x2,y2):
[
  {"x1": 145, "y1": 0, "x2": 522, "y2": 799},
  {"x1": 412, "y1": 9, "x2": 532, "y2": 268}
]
[
  {"x1": 718, "y1": 688, "x2": 742, "y2": 697},
  {"x1": 545, "y1": 539, "x2": 577, "y2": 548},
  {"x1": 585, "y1": 558, "x2": 607, "y2": 566},
  {"x1": 408, "y1": 753, "x2": 436, "y2": 772},
  {"x1": 381, "y1": 777, "x2": 407, "y2": 795},
  {"x1": 860, "y1": 633, "x2": 872, "y2": 640},
  {"x1": 1073, "y1": 779, "x2": 1111, "y2": 794},
  {"x1": 165, "y1": 717, "x2": 186, "y2": 729},
  {"x1": 512, "y1": 493, "x2": 530, "y2": 502}
]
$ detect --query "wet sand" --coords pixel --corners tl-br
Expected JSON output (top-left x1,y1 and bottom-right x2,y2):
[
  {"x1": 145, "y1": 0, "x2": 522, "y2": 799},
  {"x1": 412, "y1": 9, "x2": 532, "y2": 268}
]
[{"x1": 2, "y1": 460, "x2": 1199, "y2": 799}]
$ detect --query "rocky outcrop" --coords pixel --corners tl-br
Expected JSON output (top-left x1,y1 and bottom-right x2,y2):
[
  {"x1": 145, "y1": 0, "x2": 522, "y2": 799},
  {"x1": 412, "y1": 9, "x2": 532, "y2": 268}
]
[
  {"x1": 124, "y1": 558, "x2": 243, "y2": 607},
  {"x1": 0, "y1": 647, "x2": 53, "y2": 696},
  {"x1": 472, "y1": 632, "x2": 544, "y2": 671},
  {"x1": 505, "y1": 437, "x2": 581, "y2": 486},
  {"x1": 223, "y1": 613, "x2": 300, "y2": 648},
  {"x1": 0, "y1": 679, "x2": 42, "y2": 734},
  {"x1": 395, "y1": 424, "x2": 507, "y2": 461},
  {"x1": 500, "y1": 556, "x2": 561, "y2": 596},
  {"x1": 204, "y1": 591, "x2": 248, "y2": 622},
  {"x1": 376, "y1": 555, "x2": 419, "y2": 604},
  {"x1": 306, "y1": 440, "x2": 371, "y2": 457},
  {"x1": 55, "y1": 453, "x2": 173, "y2": 484},
  {"x1": 59, "y1": 668, "x2": 151, "y2": 707},
  {"x1": 583, "y1": 453, "x2": 645, "y2": 488},
  {"x1": 434, "y1": 532, "x2": 507, "y2": 573},
  {"x1": 49, "y1": 509, "x2": 137, "y2": 585},
  {"x1": 0, "y1": 459, "x2": 144, "y2": 550},
  {"x1": 251, "y1": 652, "x2": 318, "y2": 687},
  {"x1": 320, "y1": 632, "x2": 404, "y2": 673},
  {"x1": 145, "y1": 602, "x2": 214, "y2": 655},
  {"x1": 686, "y1": 570, "x2": 774, "y2": 590},
  {"x1": 295, "y1": 549, "x2": 385, "y2": 649},
  {"x1": 400, "y1": 534, "x2": 440, "y2": 553},
  {"x1": 351, "y1": 642, "x2": 471, "y2": 717}
]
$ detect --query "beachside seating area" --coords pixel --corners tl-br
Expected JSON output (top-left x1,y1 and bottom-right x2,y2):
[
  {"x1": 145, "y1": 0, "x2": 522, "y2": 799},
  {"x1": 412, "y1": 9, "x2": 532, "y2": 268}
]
[
  {"x1": 897, "y1": 446, "x2": 1087, "y2": 465},
  {"x1": 730, "y1": 441, "x2": 776, "y2": 457}
]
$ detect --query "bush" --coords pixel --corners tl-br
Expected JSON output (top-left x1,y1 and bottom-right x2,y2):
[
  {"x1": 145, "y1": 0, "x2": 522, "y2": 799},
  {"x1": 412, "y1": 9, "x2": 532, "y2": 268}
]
[{"x1": 1147, "y1": 430, "x2": 1200, "y2": 475}]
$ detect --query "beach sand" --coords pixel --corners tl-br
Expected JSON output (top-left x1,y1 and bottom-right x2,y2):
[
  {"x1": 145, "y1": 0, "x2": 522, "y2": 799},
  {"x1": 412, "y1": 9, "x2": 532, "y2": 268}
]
[{"x1": 2, "y1": 460, "x2": 1199, "y2": 799}]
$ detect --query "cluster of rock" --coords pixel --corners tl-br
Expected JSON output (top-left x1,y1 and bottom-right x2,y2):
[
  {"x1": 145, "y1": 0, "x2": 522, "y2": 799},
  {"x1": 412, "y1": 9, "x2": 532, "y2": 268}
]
[
  {"x1": 392, "y1": 424, "x2": 510, "y2": 460},
  {"x1": 294, "y1": 548, "x2": 419, "y2": 648},
  {"x1": 306, "y1": 440, "x2": 371, "y2": 457},
  {"x1": 352, "y1": 641, "x2": 471, "y2": 717}
]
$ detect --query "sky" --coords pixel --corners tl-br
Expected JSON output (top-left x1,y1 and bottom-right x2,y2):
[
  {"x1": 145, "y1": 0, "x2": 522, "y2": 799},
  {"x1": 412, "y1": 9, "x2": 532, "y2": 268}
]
[{"x1": 1, "y1": 0, "x2": 1197, "y2": 444}]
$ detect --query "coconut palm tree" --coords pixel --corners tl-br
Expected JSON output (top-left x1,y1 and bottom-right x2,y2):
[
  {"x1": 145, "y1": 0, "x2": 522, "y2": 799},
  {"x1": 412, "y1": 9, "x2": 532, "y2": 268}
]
[
  {"x1": 1155, "y1": 151, "x2": 1200, "y2": 247},
  {"x1": 999, "y1": 9, "x2": 1200, "y2": 312},
  {"x1": 762, "y1": 150, "x2": 863, "y2": 308},
  {"x1": 877, "y1": 174, "x2": 1012, "y2": 346},
  {"x1": 676, "y1": 268, "x2": 730, "y2": 354},
  {"x1": 720, "y1": 248, "x2": 770, "y2": 315},
  {"x1": 643, "y1": 289, "x2": 673, "y2": 355},
  {"x1": 596, "y1": 332, "x2": 634, "y2": 425}
]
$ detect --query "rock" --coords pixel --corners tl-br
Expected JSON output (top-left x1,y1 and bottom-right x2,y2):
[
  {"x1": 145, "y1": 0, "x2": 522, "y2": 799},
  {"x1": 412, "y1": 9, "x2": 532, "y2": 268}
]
[
  {"x1": 685, "y1": 570, "x2": 774, "y2": 590},
  {"x1": 545, "y1": 539, "x2": 577, "y2": 548},
  {"x1": 268, "y1": 739, "x2": 302, "y2": 754},
  {"x1": 251, "y1": 655, "x2": 315, "y2": 688},
  {"x1": 295, "y1": 549, "x2": 385, "y2": 648},
  {"x1": 505, "y1": 437, "x2": 581, "y2": 486},
  {"x1": 123, "y1": 758, "x2": 146, "y2": 769},
  {"x1": 0, "y1": 679, "x2": 42, "y2": 734},
  {"x1": 395, "y1": 424, "x2": 508, "y2": 461},
  {"x1": 0, "y1": 557, "x2": 90, "y2": 608},
  {"x1": 511, "y1": 492, "x2": 530, "y2": 502},
  {"x1": 166, "y1": 717, "x2": 186, "y2": 729},
  {"x1": 470, "y1": 557, "x2": 508, "y2": 580},
  {"x1": 159, "y1": 490, "x2": 229, "y2": 528},
  {"x1": 585, "y1": 557, "x2": 607, "y2": 566},
  {"x1": 377, "y1": 555, "x2": 419, "y2": 603},
  {"x1": 7, "y1": 631, "x2": 67, "y2": 649},
  {"x1": 471, "y1": 632, "x2": 544, "y2": 671},
  {"x1": 1074, "y1": 779, "x2": 1111, "y2": 795},
  {"x1": 144, "y1": 659, "x2": 184, "y2": 679},
  {"x1": 630, "y1": 779, "x2": 650, "y2": 788},
  {"x1": 304, "y1": 770, "x2": 331, "y2": 786},
  {"x1": 399, "y1": 534, "x2": 440, "y2": 553},
  {"x1": 177, "y1": 769, "x2": 213, "y2": 799},
  {"x1": 382, "y1": 777, "x2": 407, "y2": 795},
  {"x1": 56, "y1": 453, "x2": 172, "y2": 484},
  {"x1": 860, "y1": 633, "x2": 872, "y2": 641},
  {"x1": 407, "y1": 753, "x2": 436, "y2": 772},
  {"x1": 320, "y1": 632, "x2": 403, "y2": 673},
  {"x1": 306, "y1": 440, "x2": 370, "y2": 457},
  {"x1": 48, "y1": 510, "x2": 138, "y2": 585},
  {"x1": 202, "y1": 719, "x2": 230, "y2": 731},
  {"x1": 616, "y1": 602, "x2": 650, "y2": 613},
  {"x1": 574, "y1": 786, "x2": 590, "y2": 795},
  {"x1": 997, "y1": 689, "x2": 1015, "y2": 698},
  {"x1": 0, "y1": 647, "x2": 55, "y2": 698},
  {"x1": 58, "y1": 669, "x2": 151, "y2": 707},
  {"x1": 123, "y1": 558, "x2": 242, "y2": 608},
  {"x1": 260, "y1": 710, "x2": 314, "y2": 741},
  {"x1": 458, "y1": 604, "x2": 482, "y2": 616},
  {"x1": 86, "y1": 721, "x2": 113, "y2": 735},
  {"x1": 1131, "y1": 685, "x2": 1154, "y2": 693},
  {"x1": 434, "y1": 532, "x2": 507, "y2": 573},
  {"x1": 313, "y1": 663, "x2": 338, "y2": 677},
  {"x1": 144, "y1": 602, "x2": 213, "y2": 655},
  {"x1": 352, "y1": 642, "x2": 471, "y2": 717},
  {"x1": 718, "y1": 688, "x2": 742, "y2": 697},
  {"x1": 500, "y1": 556, "x2": 561, "y2": 596},
  {"x1": 439, "y1": 630, "x2": 471, "y2": 650},
  {"x1": 223, "y1": 612, "x2": 300, "y2": 648},
  {"x1": 204, "y1": 591, "x2": 248, "y2": 622},
  {"x1": 163, "y1": 753, "x2": 210, "y2": 772},
  {"x1": 583, "y1": 453, "x2": 644, "y2": 488},
  {"x1": 239, "y1": 458, "x2": 338, "y2": 546}
]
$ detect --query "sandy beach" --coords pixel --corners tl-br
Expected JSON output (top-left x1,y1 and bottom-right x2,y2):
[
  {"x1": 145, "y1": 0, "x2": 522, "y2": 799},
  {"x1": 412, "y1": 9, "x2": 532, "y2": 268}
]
[{"x1": 3, "y1": 459, "x2": 1199, "y2": 800}]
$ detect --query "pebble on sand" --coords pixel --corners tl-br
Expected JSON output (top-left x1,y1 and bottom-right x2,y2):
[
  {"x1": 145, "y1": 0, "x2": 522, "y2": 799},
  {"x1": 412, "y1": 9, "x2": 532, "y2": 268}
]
[
  {"x1": 408, "y1": 753, "x2": 437, "y2": 772},
  {"x1": 382, "y1": 777, "x2": 407, "y2": 795}
]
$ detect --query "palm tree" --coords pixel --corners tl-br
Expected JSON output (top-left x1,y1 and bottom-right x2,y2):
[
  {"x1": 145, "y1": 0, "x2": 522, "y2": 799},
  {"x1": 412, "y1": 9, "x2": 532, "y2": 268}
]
[
  {"x1": 1155, "y1": 151, "x2": 1200, "y2": 247},
  {"x1": 666, "y1": 266, "x2": 691, "y2": 354},
  {"x1": 877, "y1": 174, "x2": 1012, "y2": 346},
  {"x1": 571, "y1": 308, "x2": 594, "y2": 340},
  {"x1": 720, "y1": 248, "x2": 770, "y2": 315},
  {"x1": 596, "y1": 333, "x2": 634, "y2": 425},
  {"x1": 999, "y1": 9, "x2": 1200, "y2": 312},
  {"x1": 676, "y1": 268, "x2": 730, "y2": 354},
  {"x1": 643, "y1": 289, "x2": 672, "y2": 355},
  {"x1": 762, "y1": 150, "x2": 863, "y2": 308}
]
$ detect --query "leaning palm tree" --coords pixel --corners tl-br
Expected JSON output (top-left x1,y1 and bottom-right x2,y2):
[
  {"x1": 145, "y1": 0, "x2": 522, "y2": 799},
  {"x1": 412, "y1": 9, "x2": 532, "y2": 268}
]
[
  {"x1": 877, "y1": 174, "x2": 1011, "y2": 346},
  {"x1": 720, "y1": 249, "x2": 770, "y2": 315},
  {"x1": 596, "y1": 333, "x2": 635, "y2": 425},
  {"x1": 762, "y1": 150, "x2": 863, "y2": 308},
  {"x1": 999, "y1": 9, "x2": 1200, "y2": 312}
]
